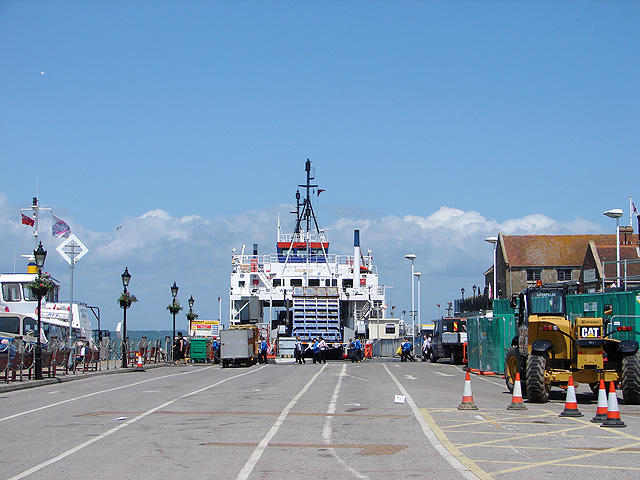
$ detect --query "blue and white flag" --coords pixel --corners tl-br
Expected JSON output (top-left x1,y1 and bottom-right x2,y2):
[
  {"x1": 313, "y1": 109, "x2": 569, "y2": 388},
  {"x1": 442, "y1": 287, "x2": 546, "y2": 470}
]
[{"x1": 52, "y1": 214, "x2": 71, "y2": 238}]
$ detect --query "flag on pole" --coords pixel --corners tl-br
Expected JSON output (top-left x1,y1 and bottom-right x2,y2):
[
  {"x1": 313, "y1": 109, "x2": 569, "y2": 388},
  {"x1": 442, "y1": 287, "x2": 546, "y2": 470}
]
[
  {"x1": 317, "y1": 189, "x2": 325, "y2": 196},
  {"x1": 52, "y1": 214, "x2": 71, "y2": 238},
  {"x1": 21, "y1": 214, "x2": 35, "y2": 226}
]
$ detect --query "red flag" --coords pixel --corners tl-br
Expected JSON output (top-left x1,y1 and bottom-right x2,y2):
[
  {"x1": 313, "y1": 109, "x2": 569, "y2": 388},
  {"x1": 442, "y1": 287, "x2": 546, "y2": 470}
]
[
  {"x1": 21, "y1": 214, "x2": 35, "y2": 227},
  {"x1": 317, "y1": 189, "x2": 325, "y2": 196}
]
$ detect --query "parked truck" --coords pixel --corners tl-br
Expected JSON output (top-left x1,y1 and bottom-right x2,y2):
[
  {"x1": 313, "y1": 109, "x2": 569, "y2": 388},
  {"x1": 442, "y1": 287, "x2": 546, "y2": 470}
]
[
  {"x1": 220, "y1": 325, "x2": 259, "y2": 368},
  {"x1": 430, "y1": 318, "x2": 467, "y2": 364}
]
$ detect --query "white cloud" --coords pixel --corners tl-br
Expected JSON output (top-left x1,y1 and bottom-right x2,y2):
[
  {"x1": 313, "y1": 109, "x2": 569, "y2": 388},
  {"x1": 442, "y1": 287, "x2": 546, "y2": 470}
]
[{"x1": 0, "y1": 195, "x2": 606, "y2": 331}]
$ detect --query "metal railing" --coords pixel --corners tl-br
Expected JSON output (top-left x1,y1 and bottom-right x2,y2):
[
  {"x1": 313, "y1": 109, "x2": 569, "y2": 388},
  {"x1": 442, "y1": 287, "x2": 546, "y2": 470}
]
[
  {"x1": 0, "y1": 338, "x2": 166, "y2": 383},
  {"x1": 602, "y1": 258, "x2": 640, "y2": 291}
]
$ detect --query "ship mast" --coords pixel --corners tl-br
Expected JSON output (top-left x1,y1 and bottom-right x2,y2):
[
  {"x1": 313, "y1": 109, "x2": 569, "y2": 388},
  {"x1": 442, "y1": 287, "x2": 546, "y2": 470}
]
[{"x1": 293, "y1": 159, "x2": 322, "y2": 240}]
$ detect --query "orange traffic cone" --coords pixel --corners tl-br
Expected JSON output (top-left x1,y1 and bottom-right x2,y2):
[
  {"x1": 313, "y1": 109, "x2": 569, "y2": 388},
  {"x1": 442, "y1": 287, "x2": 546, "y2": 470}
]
[
  {"x1": 559, "y1": 376, "x2": 583, "y2": 417},
  {"x1": 507, "y1": 372, "x2": 527, "y2": 410},
  {"x1": 458, "y1": 370, "x2": 478, "y2": 410},
  {"x1": 591, "y1": 379, "x2": 608, "y2": 423},
  {"x1": 134, "y1": 354, "x2": 145, "y2": 372},
  {"x1": 601, "y1": 381, "x2": 626, "y2": 428}
]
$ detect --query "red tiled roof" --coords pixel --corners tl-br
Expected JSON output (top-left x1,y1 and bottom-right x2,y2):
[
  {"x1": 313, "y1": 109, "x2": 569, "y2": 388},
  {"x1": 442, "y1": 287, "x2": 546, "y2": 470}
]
[{"x1": 501, "y1": 234, "x2": 617, "y2": 267}]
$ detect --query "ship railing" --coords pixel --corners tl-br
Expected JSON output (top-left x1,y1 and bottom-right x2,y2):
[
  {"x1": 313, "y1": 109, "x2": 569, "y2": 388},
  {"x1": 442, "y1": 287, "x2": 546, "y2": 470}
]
[
  {"x1": 233, "y1": 254, "x2": 377, "y2": 271},
  {"x1": 277, "y1": 231, "x2": 329, "y2": 243}
]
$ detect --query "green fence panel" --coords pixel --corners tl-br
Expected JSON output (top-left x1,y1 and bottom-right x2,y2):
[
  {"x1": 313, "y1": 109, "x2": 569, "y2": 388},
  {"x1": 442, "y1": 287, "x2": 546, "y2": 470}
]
[
  {"x1": 567, "y1": 290, "x2": 640, "y2": 342},
  {"x1": 467, "y1": 315, "x2": 516, "y2": 374}
]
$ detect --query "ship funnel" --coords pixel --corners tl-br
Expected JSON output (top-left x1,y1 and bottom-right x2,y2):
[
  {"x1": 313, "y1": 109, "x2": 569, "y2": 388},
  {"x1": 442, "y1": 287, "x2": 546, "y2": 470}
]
[
  {"x1": 253, "y1": 244, "x2": 258, "y2": 256},
  {"x1": 353, "y1": 230, "x2": 361, "y2": 286}
]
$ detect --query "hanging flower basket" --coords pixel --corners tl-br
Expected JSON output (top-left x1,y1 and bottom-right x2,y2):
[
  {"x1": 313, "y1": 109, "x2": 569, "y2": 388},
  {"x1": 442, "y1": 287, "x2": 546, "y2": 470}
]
[
  {"x1": 118, "y1": 292, "x2": 138, "y2": 309},
  {"x1": 167, "y1": 300, "x2": 183, "y2": 315},
  {"x1": 186, "y1": 311, "x2": 199, "y2": 322},
  {"x1": 27, "y1": 272, "x2": 55, "y2": 298}
]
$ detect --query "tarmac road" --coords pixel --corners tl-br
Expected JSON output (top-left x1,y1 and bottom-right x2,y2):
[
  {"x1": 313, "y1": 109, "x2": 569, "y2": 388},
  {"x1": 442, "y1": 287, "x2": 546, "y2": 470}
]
[{"x1": 1, "y1": 359, "x2": 639, "y2": 480}]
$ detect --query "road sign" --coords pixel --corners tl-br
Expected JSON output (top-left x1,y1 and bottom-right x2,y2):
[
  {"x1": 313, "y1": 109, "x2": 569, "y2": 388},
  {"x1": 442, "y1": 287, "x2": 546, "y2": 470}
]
[{"x1": 56, "y1": 234, "x2": 89, "y2": 265}]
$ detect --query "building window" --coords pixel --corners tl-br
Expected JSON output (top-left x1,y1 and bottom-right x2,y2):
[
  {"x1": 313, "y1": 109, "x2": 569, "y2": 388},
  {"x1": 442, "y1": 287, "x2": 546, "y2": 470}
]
[
  {"x1": 526, "y1": 269, "x2": 542, "y2": 282},
  {"x1": 557, "y1": 269, "x2": 572, "y2": 282}
]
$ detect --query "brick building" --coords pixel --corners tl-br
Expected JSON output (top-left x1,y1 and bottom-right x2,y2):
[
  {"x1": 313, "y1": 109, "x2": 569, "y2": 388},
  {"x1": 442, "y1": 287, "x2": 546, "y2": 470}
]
[{"x1": 484, "y1": 233, "x2": 619, "y2": 299}]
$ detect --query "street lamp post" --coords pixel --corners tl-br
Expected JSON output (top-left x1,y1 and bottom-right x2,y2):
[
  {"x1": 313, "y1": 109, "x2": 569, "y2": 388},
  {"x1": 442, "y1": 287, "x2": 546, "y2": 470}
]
[
  {"x1": 120, "y1": 267, "x2": 131, "y2": 368},
  {"x1": 171, "y1": 281, "x2": 179, "y2": 360},
  {"x1": 461, "y1": 287, "x2": 465, "y2": 314},
  {"x1": 485, "y1": 236, "x2": 498, "y2": 300},
  {"x1": 414, "y1": 272, "x2": 421, "y2": 346},
  {"x1": 33, "y1": 242, "x2": 47, "y2": 380},
  {"x1": 604, "y1": 209, "x2": 623, "y2": 287},
  {"x1": 405, "y1": 254, "x2": 416, "y2": 347},
  {"x1": 188, "y1": 295, "x2": 195, "y2": 332}
]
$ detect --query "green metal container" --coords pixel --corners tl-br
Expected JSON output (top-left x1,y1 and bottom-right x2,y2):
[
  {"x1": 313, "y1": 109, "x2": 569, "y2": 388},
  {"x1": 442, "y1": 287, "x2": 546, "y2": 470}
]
[{"x1": 189, "y1": 338, "x2": 210, "y2": 363}]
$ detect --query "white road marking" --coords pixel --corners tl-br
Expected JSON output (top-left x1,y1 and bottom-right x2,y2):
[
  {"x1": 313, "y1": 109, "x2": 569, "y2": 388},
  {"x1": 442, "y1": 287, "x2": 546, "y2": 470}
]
[
  {"x1": 0, "y1": 367, "x2": 213, "y2": 424},
  {"x1": 383, "y1": 364, "x2": 481, "y2": 480},
  {"x1": 7, "y1": 366, "x2": 265, "y2": 480},
  {"x1": 323, "y1": 364, "x2": 369, "y2": 480},
  {"x1": 235, "y1": 364, "x2": 327, "y2": 480}
]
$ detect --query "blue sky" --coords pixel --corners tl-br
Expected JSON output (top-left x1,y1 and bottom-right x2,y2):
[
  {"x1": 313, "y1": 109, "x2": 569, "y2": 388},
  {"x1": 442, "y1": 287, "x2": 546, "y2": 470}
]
[{"x1": 1, "y1": 1, "x2": 638, "y2": 332}]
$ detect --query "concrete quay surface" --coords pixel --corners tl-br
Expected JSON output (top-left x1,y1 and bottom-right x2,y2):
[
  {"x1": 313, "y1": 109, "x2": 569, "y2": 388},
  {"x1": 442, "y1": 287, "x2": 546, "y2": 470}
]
[{"x1": 1, "y1": 359, "x2": 639, "y2": 480}]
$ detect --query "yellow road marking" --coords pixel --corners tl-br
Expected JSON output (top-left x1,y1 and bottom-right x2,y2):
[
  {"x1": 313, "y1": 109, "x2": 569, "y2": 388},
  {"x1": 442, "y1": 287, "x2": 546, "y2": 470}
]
[
  {"x1": 424, "y1": 407, "x2": 640, "y2": 476},
  {"x1": 491, "y1": 441, "x2": 640, "y2": 474},
  {"x1": 419, "y1": 408, "x2": 494, "y2": 480}
]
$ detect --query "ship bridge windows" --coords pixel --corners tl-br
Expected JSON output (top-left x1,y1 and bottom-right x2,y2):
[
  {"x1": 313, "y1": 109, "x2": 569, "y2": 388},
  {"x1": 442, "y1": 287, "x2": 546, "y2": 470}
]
[
  {"x1": 309, "y1": 279, "x2": 320, "y2": 287},
  {"x1": 273, "y1": 279, "x2": 282, "y2": 287},
  {"x1": 342, "y1": 279, "x2": 353, "y2": 289},
  {"x1": 291, "y1": 279, "x2": 303, "y2": 287},
  {"x1": 2, "y1": 283, "x2": 22, "y2": 302}
]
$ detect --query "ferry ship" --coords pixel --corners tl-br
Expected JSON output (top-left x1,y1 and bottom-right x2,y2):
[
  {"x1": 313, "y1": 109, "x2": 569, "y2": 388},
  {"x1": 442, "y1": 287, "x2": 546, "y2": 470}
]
[{"x1": 229, "y1": 160, "x2": 390, "y2": 342}]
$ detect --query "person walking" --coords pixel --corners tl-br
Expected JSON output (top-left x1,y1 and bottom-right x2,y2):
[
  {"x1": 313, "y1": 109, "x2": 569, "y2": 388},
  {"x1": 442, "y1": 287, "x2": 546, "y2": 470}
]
[
  {"x1": 401, "y1": 338, "x2": 414, "y2": 362},
  {"x1": 354, "y1": 338, "x2": 362, "y2": 362},
  {"x1": 258, "y1": 336, "x2": 268, "y2": 364},
  {"x1": 348, "y1": 338, "x2": 354, "y2": 362},
  {"x1": 211, "y1": 337, "x2": 220, "y2": 364},
  {"x1": 173, "y1": 332, "x2": 186, "y2": 365},
  {"x1": 311, "y1": 338, "x2": 320, "y2": 364},
  {"x1": 421, "y1": 334, "x2": 432, "y2": 362},
  {"x1": 294, "y1": 336, "x2": 306, "y2": 364},
  {"x1": 318, "y1": 336, "x2": 327, "y2": 363}
]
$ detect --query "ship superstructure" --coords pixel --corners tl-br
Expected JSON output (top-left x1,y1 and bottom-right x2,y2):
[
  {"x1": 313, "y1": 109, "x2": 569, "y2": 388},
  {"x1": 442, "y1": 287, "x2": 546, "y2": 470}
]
[{"x1": 229, "y1": 160, "x2": 389, "y2": 342}]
